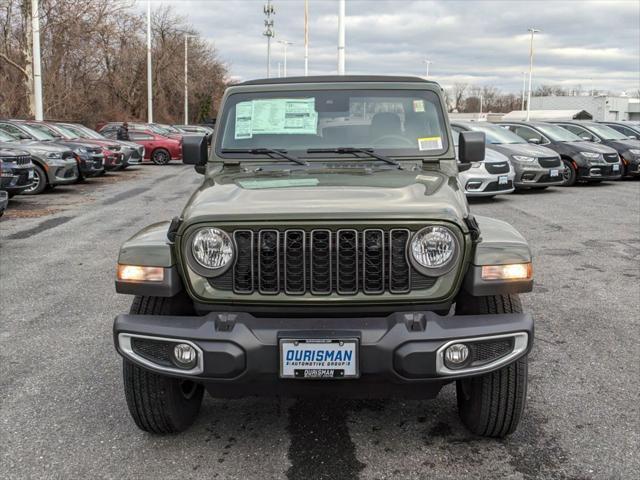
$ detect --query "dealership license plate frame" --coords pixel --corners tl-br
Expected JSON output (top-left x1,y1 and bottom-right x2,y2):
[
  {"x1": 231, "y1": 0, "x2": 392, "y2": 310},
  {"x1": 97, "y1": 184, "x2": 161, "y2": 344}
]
[
  {"x1": 613, "y1": 164, "x2": 620, "y2": 172},
  {"x1": 550, "y1": 169, "x2": 560, "y2": 177},
  {"x1": 279, "y1": 338, "x2": 360, "y2": 379},
  {"x1": 498, "y1": 175, "x2": 508, "y2": 185}
]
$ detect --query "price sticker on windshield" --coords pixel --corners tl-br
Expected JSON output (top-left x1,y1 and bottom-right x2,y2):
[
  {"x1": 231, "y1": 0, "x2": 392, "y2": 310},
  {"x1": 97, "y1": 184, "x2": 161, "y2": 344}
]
[{"x1": 418, "y1": 136, "x2": 443, "y2": 151}]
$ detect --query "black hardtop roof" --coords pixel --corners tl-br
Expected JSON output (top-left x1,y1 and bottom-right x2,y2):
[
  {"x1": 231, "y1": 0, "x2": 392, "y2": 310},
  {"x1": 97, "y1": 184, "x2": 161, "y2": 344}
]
[{"x1": 237, "y1": 75, "x2": 438, "y2": 86}]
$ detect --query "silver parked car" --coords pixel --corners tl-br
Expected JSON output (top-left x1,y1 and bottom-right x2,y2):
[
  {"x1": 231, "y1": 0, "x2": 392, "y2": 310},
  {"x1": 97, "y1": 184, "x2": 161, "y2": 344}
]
[
  {"x1": 452, "y1": 129, "x2": 515, "y2": 197},
  {"x1": 452, "y1": 121, "x2": 564, "y2": 189},
  {"x1": 0, "y1": 128, "x2": 78, "y2": 195}
]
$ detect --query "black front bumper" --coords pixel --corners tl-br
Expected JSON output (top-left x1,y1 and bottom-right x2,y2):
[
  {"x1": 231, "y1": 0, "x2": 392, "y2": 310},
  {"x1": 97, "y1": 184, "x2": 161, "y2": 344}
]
[{"x1": 114, "y1": 310, "x2": 533, "y2": 398}]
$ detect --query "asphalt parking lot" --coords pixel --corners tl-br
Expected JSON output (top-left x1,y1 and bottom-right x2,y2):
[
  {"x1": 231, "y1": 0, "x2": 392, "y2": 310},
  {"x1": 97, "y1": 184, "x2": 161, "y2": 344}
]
[{"x1": 1, "y1": 165, "x2": 638, "y2": 480}]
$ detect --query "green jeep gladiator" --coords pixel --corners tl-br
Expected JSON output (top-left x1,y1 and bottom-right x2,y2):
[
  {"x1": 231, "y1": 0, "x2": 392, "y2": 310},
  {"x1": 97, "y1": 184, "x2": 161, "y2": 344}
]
[{"x1": 114, "y1": 76, "x2": 534, "y2": 438}]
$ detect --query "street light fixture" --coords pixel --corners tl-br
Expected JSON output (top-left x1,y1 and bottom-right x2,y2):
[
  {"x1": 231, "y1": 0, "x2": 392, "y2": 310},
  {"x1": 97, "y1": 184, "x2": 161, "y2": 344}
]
[
  {"x1": 337, "y1": 0, "x2": 345, "y2": 74},
  {"x1": 146, "y1": 0, "x2": 153, "y2": 123},
  {"x1": 31, "y1": 0, "x2": 43, "y2": 120},
  {"x1": 526, "y1": 27, "x2": 540, "y2": 121},
  {"x1": 277, "y1": 39, "x2": 294, "y2": 77}
]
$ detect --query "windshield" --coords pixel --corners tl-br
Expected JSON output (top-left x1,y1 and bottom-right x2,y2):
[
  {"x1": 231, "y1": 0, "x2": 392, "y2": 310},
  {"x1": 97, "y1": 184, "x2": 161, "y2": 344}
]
[
  {"x1": 21, "y1": 124, "x2": 57, "y2": 141},
  {"x1": 0, "y1": 130, "x2": 18, "y2": 142},
  {"x1": 64, "y1": 124, "x2": 103, "y2": 139},
  {"x1": 148, "y1": 124, "x2": 172, "y2": 135},
  {"x1": 585, "y1": 123, "x2": 630, "y2": 140},
  {"x1": 533, "y1": 123, "x2": 582, "y2": 142},
  {"x1": 465, "y1": 123, "x2": 527, "y2": 145},
  {"x1": 217, "y1": 89, "x2": 448, "y2": 158},
  {"x1": 52, "y1": 124, "x2": 80, "y2": 139}
]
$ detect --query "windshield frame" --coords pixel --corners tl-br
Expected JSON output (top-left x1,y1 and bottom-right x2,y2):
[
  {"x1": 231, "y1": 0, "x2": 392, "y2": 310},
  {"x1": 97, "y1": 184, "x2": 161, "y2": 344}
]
[
  {"x1": 214, "y1": 87, "x2": 451, "y2": 162},
  {"x1": 19, "y1": 123, "x2": 58, "y2": 141}
]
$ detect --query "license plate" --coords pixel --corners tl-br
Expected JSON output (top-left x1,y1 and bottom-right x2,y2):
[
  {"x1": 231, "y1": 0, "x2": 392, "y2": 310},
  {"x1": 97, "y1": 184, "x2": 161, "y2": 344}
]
[
  {"x1": 613, "y1": 164, "x2": 620, "y2": 172},
  {"x1": 550, "y1": 169, "x2": 559, "y2": 177},
  {"x1": 498, "y1": 175, "x2": 508, "y2": 185},
  {"x1": 28, "y1": 170, "x2": 34, "y2": 179},
  {"x1": 280, "y1": 339, "x2": 359, "y2": 379}
]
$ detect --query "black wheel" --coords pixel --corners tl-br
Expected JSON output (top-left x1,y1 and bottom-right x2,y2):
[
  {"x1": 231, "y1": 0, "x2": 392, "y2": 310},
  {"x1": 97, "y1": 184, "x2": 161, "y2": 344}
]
[
  {"x1": 151, "y1": 148, "x2": 171, "y2": 165},
  {"x1": 455, "y1": 294, "x2": 528, "y2": 438},
  {"x1": 122, "y1": 295, "x2": 203, "y2": 434},
  {"x1": 561, "y1": 159, "x2": 577, "y2": 186},
  {"x1": 22, "y1": 164, "x2": 47, "y2": 195}
]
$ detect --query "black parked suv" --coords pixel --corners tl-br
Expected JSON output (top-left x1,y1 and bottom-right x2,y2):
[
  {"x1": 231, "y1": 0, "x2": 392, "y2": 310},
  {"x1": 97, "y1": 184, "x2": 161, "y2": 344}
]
[
  {"x1": 551, "y1": 121, "x2": 640, "y2": 177},
  {"x1": 452, "y1": 121, "x2": 563, "y2": 189},
  {"x1": 0, "y1": 147, "x2": 34, "y2": 197},
  {"x1": 498, "y1": 121, "x2": 622, "y2": 186}
]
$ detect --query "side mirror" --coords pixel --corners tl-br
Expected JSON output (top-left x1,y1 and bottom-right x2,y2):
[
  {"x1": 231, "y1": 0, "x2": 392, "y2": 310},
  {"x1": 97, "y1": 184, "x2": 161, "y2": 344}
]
[
  {"x1": 182, "y1": 134, "x2": 208, "y2": 173},
  {"x1": 528, "y1": 137, "x2": 541, "y2": 144},
  {"x1": 459, "y1": 131, "x2": 485, "y2": 163},
  {"x1": 581, "y1": 135, "x2": 592, "y2": 142}
]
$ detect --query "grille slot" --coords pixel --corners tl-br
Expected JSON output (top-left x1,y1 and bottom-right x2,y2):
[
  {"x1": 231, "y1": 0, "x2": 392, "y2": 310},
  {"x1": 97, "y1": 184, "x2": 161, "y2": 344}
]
[
  {"x1": 471, "y1": 339, "x2": 514, "y2": 365},
  {"x1": 538, "y1": 156, "x2": 561, "y2": 168},
  {"x1": 603, "y1": 153, "x2": 619, "y2": 163},
  {"x1": 209, "y1": 227, "x2": 439, "y2": 296},
  {"x1": 131, "y1": 338, "x2": 174, "y2": 367},
  {"x1": 485, "y1": 162, "x2": 510, "y2": 174}
]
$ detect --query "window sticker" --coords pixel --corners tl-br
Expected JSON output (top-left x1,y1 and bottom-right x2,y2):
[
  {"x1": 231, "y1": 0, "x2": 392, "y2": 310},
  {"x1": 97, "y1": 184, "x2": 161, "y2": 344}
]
[
  {"x1": 413, "y1": 100, "x2": 425, "y2": 112},
  {"x1": 235, "y1": 102, "x2": 254, "y2": 139},
  {"x1": 234, "y1": 98, "x2": 318, "y2": 139},
  {"x1": 418, "y1": 136, "x2": 443, "y2": 151}
]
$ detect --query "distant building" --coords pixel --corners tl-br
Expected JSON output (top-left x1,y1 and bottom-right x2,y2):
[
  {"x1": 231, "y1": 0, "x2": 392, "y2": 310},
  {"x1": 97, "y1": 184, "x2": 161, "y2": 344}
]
[
  {"x1": 529, "y1": 95, "x2": 639, "y2": 121},
  {"x1": 497, "y1": 109, "x2": 593, "y2": 122}
]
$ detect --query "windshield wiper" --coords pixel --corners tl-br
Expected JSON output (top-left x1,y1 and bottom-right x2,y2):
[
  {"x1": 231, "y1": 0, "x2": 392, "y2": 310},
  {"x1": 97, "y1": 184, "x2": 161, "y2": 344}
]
[
  {"x1": 221, "y1": 148, "x2": 309, "y2": 166},
  {"x1": 306, "y1": 147, "x2": 402, "y2": 169}
]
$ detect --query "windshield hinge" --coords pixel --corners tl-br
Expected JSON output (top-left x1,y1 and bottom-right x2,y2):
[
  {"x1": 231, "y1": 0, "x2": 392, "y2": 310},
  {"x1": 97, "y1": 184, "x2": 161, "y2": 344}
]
[
  {"x1": 465, "y1": 215, "x2": 482, "y2": 243},
  {"x1": 421, "y1": 160, "x2": 441, "y2": 170},
  {"x1": 167, "y1": 216, "x2": 182, "y2": 243}
]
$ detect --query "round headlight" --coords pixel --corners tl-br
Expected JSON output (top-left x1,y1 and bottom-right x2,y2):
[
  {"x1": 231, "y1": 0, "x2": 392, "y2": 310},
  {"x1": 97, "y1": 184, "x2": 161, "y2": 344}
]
[
  {"x1": 191, "y1": 228, "x2": 233, "y2": 269},
  {"x1": 411, "y1": 226, "x2": 457, "y2": 271}
]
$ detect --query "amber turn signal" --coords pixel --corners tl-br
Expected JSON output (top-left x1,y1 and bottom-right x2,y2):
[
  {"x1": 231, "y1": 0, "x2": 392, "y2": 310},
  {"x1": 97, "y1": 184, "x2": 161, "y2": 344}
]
[
  {"x1": 117, "y1": 264, "x2": 164, "y2": 282},
  {"x1": 481, "y1": 263, "x2": 532, "y2": 281}
]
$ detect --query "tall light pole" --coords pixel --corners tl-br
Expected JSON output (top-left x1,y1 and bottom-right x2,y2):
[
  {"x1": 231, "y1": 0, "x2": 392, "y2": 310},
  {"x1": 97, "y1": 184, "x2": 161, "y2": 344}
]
[
  {"x1": 337, "y1": 0, "x2": 345, "y2": 75},
  {"x1": 526, "y1": 27, "x2": 540, "y2": 121},
  {"x1": 146, "y1": 0, "x2": 153, "y2": 123},
  {"x1": 521, "y1": 71, "x2": 526, "y2": 110},
  {"x1": 184, "y1": 34, "x2": 195, "y2": 125},
  {"x1": 423, "y1": 59, "x2": 432, "y2": 78},
  {"x1": 31, "y1": 0, "x2": 43, "y2": 120},
  {"x1": 304, "y1": 0, "x2": 309, "y2": 76},
  {"x1": 277, "y1": 39, "x2": 294, "y2": 77},
  {"x1": 263, "y1": 1, "x2": 275, "y2": 78}
]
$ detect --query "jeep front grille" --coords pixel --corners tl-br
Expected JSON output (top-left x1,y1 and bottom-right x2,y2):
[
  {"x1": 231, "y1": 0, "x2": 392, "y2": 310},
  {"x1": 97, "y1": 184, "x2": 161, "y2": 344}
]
[{"x1": 210, "y1": 228, "x2": 435, "y2": 295}]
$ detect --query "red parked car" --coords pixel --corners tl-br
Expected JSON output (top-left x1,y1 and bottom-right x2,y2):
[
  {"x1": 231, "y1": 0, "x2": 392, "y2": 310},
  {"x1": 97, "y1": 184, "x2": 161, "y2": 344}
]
[{"x1": 98, "y1": 125, "x2": 182, "y2": 165}]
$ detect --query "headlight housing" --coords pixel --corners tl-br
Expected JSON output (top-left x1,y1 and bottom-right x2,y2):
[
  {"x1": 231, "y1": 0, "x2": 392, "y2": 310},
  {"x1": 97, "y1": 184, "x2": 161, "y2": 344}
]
[
  {"x1": 629, "y1": 149, "x2": 640, "y2": 155},
  {"x1": 511, "y1": 155, "x2": 535, "y2": 162},
  {"x1": 46, "y1": 152, "x2": 63, "y2": 159},
  {"x1": 410, "y1": 226, "x2": 459, "y2": 275},
  {"x1": 189, "y1": 228, "x2": 234, "y2": 273},
  {"x1": 580, "y1": 152, "x2": 601, "y2": 160}
]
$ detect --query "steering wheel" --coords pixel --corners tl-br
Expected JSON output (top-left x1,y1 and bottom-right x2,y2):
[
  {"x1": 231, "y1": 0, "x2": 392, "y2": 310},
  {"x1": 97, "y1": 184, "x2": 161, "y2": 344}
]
[{"x1": 372, "y1": 135, "x2": 415, "y2": 148}]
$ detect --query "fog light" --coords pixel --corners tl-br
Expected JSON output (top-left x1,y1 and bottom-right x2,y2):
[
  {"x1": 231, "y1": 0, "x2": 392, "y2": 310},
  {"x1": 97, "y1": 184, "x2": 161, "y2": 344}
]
[
  {"x1": 173, "y1": 343, "x2": 197, "y2": 368},
  {"x1": 445, "y1": 344, "x2": 469, "y2": 365}
]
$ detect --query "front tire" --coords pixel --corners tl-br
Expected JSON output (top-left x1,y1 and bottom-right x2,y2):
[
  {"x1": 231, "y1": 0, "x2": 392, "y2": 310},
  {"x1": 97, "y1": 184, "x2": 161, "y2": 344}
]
[
  {"x1": 122, "y1": 295, "x2": 203, "y2": 434},
  {"x1": 151, "y1": 148, "x2": 171, "y2": 165},
  {"x1": 455, "y1": 294, "x2": 528, "y2": 437},
  {"x1": 561, "y1": 159, "x2": 577, "y2": 186},
  {"x1": 23, "y1": 164, "x2": 47, "y2": 195}
]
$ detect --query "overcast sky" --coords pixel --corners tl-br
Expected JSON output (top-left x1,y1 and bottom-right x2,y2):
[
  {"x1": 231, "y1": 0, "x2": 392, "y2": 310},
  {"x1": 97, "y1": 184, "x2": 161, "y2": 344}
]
[{"x1": 143, "y1": 0, "x2": 640, "y2": 94}]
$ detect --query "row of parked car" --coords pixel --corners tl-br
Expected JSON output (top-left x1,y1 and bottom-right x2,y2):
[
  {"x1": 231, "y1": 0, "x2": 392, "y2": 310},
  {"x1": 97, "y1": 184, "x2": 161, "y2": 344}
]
[
  {"x1": 0, "y1": 120, "x2": 213, "y2": 216},
  {"x1": 453, "y1": 120, "x2": 640, "y2": 197}
]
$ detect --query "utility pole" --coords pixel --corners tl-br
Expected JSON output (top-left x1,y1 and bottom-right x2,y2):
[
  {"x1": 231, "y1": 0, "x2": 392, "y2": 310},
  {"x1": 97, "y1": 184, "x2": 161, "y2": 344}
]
[
  {"x1": 337, "y1": 0, "x2": 345, "y2": 75},
  {"x1": 526, "y1": 27, "x2": 540, "y2": 121},
  {"x1": 31, "y1": 0, "x2": 43, "y2": 120},
  {"x1": 277, "y1": 39, "x2": 294, "y2": 77},
  {"x1": 263, "y1": 1, "x2": 275, "y2": 78},
  {"x1": 521, "y1": 71, "x2": 526, "y2": 110},
  {"x1": 304, "y1": 0, "x2": 309, "y2": 76},
  {"x1": 146, "y1": 0, "x2": 153, "y2": 123},
  {"x1": 277, "y1": 62, "x2": 282, "y2": 78},
  {"x1": 423, "y1": 59, "x2": 432, "y2": 78},
  {"x1": 184, "y1": 35, "x2": 194, "y2": 125},
  {"x1": 479, "y1": 94, "x2": 483, "y2": 115}
]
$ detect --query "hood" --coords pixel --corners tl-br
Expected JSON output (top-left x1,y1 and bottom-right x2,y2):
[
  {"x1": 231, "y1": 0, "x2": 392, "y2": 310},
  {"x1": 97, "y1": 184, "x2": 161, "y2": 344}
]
[
  {"x1": 484, "y1": 148, "x2": 510, "y2": 163},
  {"x1": 0, "y1": 147, "x2": 30, "y2": 157},
  {"x1": 181, "y1": 168, "x2": 469, "y2": 225},
  {"x1": 565, "y1": 141, "x2": 618, "y2": 154},
  {"x1": 4, "y1": 139, "x2": 70, "y2": 153},
  {"x1": 604, "y1": 138, "x2": 640, "y2": 152},
  {"x1": 489, "y1": 143, "x2": 558, "y2": 158}
]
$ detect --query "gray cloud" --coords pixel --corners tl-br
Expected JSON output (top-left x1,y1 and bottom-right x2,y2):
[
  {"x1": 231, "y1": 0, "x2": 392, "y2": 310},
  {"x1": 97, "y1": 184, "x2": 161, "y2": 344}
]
[{"x1": 143, "y1": 0, "x2": 640, "y2": 93}]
